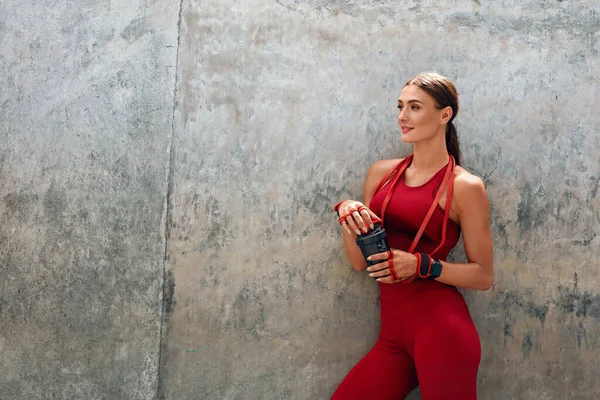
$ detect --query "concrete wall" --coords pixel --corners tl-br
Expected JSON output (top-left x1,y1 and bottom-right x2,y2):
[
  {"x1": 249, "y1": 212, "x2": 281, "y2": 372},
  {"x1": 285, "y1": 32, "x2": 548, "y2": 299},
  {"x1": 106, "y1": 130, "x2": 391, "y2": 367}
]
[
  {"x1": 0, "y1": 1, "x2": 180, "y2": 398},
  {"x1": 1, "y1": 0, "x2": 599, "y2": 399}
]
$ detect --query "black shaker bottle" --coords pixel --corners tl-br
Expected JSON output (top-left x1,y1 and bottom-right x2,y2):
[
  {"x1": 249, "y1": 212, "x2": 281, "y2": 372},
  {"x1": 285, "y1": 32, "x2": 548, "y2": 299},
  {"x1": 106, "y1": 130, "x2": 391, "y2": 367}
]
[{"x1": 355, "y1": 223, "x2": 391, "y2": 266}]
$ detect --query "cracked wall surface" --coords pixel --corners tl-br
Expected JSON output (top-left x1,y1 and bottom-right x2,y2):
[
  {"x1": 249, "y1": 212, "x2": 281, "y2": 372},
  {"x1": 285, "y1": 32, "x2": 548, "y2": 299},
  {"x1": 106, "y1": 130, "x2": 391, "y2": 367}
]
[
  {"x1": 0, "y1": 1, "x2": 180, "y2": 399},
  {"x1": 161, "y1": 1, "x2": 600, "y2": 399}
]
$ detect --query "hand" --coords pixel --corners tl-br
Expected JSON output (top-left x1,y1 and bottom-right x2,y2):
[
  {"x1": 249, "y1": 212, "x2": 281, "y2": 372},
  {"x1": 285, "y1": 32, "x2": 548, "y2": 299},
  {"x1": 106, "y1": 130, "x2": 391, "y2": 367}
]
[
  {"x1": 336, "y1": 200, "x2": 380, "y2": 236},
  {"x1": 366, "y1": 249, "x2": 418, "y2": 284}
]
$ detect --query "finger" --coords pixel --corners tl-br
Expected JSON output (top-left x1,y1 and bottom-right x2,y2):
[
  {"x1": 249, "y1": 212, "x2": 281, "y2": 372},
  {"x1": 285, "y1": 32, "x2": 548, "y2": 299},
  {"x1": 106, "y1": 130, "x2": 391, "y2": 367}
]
[
  {"x1": 376, "y1": 275, "x2": 393, "y2": 284},
  {"x1": 368, "y1": 262, "x2": 391, "y2": 278},
  {"x1": 366, "y1": 251, "x2": 392, "y2": 263},
  {"x1": 359, "y1": 208, "x2": 374, "y2": 230},
  {"x1": 344, "y1": 214, "x2": 361, "y2": 236},
  {"x1": 368, "y1": 266, "x2": 391, "y2": 279},
  {"x1": 352, "y1": 210, "x2": 369, "y2": 233},
  {"x1": 366, "y1": 261, "x2": 390, "y2": 275},
  {"x1": 368, "y1": 209, "x2": 382, "y2": 224},
  {"x1": 340, "y1": 221, "x2": 353, "y2": 235}
]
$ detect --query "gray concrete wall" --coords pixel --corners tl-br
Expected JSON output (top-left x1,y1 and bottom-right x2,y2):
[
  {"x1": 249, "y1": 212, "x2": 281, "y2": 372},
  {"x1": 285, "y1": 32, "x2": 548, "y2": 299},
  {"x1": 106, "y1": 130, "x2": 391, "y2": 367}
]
[
  {"x1": 0, "y1": 0, "x2": 180, "y2": 399},
  {"x1": 2, "y1": 0, "x2": 600, "y2": 399}
]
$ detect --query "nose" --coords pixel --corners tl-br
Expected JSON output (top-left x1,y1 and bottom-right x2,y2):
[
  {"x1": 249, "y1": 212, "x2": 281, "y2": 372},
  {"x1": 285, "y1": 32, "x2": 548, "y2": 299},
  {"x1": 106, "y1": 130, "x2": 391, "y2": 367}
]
[{"x1": 398, "y1": 108, "x2": 407, "y2": 123}]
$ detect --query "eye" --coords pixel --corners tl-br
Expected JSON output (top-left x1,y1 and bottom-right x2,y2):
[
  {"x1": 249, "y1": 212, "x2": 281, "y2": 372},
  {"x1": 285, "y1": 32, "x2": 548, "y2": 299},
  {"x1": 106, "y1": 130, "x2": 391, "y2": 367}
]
[
  {"x1": 397, "y1": 105, "x2": 403, "y2": 110},
  {"x1": 411, "y1": 105, "x2": 420, "y2": 110}
]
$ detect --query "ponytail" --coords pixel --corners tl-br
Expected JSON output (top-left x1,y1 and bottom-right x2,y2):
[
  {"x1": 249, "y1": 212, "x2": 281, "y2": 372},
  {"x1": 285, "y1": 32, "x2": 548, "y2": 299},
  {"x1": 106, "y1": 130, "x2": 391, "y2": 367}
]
[{"x1": 445, "y1": 121, "x2": 461, "y2": 166}]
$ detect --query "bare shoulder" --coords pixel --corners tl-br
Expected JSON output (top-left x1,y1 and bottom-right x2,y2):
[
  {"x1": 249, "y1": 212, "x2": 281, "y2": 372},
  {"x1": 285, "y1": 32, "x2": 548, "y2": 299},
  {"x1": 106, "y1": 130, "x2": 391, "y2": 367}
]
[
  {"x1": 363, "y1": 158, "x2": 404, "y2": 205},
  {"x1": 454, "y1": 166, "x2": 485, "y2": 189},
  {"x1": 453, "y1": 166, "x2": 489, "y2": 209},
  {"x1": 366, "y1": 158, "x2": 404, "y2": 185},
  {"x1": 368, "y1": 158, "x2": 404, "y2": 176}
]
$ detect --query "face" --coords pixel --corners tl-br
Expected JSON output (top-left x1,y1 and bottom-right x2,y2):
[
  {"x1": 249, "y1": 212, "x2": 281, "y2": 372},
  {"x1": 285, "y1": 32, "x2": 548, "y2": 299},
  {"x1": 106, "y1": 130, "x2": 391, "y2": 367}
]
[{"x1": 397, "y1": 84, "x2": 448, "y2": 143}]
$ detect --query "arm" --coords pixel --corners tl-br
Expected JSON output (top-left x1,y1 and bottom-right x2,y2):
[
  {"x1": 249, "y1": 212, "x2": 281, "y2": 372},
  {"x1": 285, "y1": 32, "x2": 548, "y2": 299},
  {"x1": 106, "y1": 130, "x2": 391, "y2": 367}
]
[
  {"x1": 433, "y1": 173, "x2": 494, "y2": 290},
  {"x1": 338, "y1": 160, "x2": 399, "y2": 271}
]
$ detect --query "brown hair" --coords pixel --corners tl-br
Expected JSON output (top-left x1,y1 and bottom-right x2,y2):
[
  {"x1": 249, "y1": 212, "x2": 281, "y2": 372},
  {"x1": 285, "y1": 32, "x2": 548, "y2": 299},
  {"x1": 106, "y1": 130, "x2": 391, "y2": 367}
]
[{"x1": 405, "y1": 72, "x2": 462, "y2": 165}]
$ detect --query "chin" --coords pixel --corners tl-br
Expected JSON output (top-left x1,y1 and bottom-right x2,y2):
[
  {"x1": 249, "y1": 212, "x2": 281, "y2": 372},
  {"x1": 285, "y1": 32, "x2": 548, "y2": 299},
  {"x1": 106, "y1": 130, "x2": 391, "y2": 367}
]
[{"x1": 400, "y1": 134, "x2": 417, "y2": 144}]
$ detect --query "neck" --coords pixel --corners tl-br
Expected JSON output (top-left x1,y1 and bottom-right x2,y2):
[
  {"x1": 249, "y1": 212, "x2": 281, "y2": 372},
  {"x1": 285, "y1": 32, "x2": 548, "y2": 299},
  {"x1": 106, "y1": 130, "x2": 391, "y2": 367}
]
[{"x1": 410, "y1": 131, "x2": 449, "y2": 170}]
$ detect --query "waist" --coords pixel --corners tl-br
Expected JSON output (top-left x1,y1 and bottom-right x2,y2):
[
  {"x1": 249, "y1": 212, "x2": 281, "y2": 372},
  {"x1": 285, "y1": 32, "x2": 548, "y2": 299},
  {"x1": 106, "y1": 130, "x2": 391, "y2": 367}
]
[{"x1": 378, "y1": 279, "x2": 457, "y2": 302}]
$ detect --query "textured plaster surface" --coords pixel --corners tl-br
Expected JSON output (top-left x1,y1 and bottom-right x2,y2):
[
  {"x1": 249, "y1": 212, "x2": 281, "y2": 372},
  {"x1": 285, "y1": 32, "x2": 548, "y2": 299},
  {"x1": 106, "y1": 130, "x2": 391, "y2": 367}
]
[
  {"x1": 2, "y1": 0, "x2": 600, "y2": 399},
  {"x1": 161, "y1": 1, "x2": 600, "y2": 399},
  {"x1": 0, "y1": 1, "x2": 180, "y2": 399}
]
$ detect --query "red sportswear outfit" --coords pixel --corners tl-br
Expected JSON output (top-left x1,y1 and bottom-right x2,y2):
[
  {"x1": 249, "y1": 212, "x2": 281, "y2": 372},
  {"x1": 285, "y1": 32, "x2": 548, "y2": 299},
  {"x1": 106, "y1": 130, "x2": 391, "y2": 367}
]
[{"x1": 331, "y1": 163, "x2": 481, "y2": 400}]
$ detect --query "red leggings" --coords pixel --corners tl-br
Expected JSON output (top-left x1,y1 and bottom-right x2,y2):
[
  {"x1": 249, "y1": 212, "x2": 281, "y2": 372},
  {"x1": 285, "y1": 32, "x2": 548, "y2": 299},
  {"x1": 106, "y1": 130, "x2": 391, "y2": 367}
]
[{"x1": 331, "y1": 284, "x2": 481, "y2": 400}]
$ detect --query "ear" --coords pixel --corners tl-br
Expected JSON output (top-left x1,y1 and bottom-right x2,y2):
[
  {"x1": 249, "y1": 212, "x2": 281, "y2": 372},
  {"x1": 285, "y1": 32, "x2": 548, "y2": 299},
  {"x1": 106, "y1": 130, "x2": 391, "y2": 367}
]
[{"x1": 440, "y1": 106, "x2": 453, "y2": 124}]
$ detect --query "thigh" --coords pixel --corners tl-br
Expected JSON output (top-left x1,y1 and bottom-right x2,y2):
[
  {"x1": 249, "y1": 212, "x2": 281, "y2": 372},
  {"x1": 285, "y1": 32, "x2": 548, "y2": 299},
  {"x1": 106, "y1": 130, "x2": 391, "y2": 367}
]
[
  {"x1": 331, "y1": 342, "x2": 418, "y2": 400},
  {"x1": 413, "y1": 310, "x2": 481, "y2": 400}
]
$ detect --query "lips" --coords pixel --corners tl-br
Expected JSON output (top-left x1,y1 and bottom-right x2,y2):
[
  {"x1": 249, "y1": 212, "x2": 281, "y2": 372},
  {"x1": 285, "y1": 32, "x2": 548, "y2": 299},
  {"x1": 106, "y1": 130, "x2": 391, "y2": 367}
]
[{"x1": 401, "y1": 126, "x2": 413, "y2": 134}]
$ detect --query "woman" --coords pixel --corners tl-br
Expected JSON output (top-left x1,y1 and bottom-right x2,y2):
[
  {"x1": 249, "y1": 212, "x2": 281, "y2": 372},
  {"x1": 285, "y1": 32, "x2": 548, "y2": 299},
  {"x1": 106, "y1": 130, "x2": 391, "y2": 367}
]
[{"x1": 331, "y1": 72, "x2": 494, "y2": 400}]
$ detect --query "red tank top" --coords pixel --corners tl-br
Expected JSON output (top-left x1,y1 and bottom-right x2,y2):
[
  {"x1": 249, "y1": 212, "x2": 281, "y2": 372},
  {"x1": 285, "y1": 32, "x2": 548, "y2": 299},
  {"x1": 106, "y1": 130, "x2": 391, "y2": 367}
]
[{"x1": 369, "y1": 161, "x2": 461, "y2": 261}]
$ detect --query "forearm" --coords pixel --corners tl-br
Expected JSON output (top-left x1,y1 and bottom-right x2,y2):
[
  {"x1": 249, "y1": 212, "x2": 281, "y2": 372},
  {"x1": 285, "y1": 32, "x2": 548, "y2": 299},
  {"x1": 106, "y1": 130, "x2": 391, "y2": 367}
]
[
  {"x1": 435, "y1": 260, "x2": 493, "y2": 291},
  {"x1": 341, "y1": 230, "x2": 368, "y2": 271}
]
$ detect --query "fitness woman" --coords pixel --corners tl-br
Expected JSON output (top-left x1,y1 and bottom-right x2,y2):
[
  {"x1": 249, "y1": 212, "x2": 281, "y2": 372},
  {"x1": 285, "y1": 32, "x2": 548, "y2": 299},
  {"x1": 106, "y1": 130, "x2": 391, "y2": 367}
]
[{"x1": 331, "y1": 72, "x2": 494, "y2": 400}]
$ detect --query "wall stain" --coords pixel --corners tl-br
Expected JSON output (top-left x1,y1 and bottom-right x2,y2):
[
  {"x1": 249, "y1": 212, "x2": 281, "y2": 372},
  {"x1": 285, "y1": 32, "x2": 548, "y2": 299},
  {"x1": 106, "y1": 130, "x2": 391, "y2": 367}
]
[
  {"x1": 516, "y1": 182, "x2": 552, "y2": 235},
  {"x1": 556, "y1": 283, "x2": 600, "y2": 320},
  {"x1": 576, "y1": 321, "x2": 585, "y2": 350},
  {"x1": 571, "y1": 234, "x2": 597, "y2": 247},
  {"x1": 503, "y1": 321, "x2": 512, "y2": 348},
  {"x1": 495, "y1": 289, "x2": 549, "y2": 324},
  {"x1": 492, "y1": 274, "x2": 600, "y2": 325},
  {"x1": 449, "y1": 12, "x2": 483, "y2": 28},
  {"x1": 503, "y1": 322, "x2": 512, "y2": 337},
  {"x1": 3, "y1": 191, "x2": 39, "y2": 223},
  {"x1": 199, "y1": 195, "x2": 232, "y2": 251},
  {"x1": 522, "y1": 332, "x2": 533, "y2": 358},
  {"x1": 163, "y1": 270, "x2": 176, "y2": 315},
  {"x1": 121, "y1": 18, "x2": 148, "y2": 42},
  {"x1": 43, "y1": 182, "x2": 68, "y2": 224},
  {"x1": 588, "y1": 176, "x2": 599, "y2": 202},
  {"x1": 231, "y1": 283, "x2": 268, "y2": 338}
]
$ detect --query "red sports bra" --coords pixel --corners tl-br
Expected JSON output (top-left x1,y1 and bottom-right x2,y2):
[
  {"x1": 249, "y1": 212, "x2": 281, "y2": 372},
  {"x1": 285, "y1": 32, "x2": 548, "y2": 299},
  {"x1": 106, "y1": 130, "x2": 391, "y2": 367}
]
[{"x1": 369, "y1": 156, "x2": 461, "y2": 261}]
